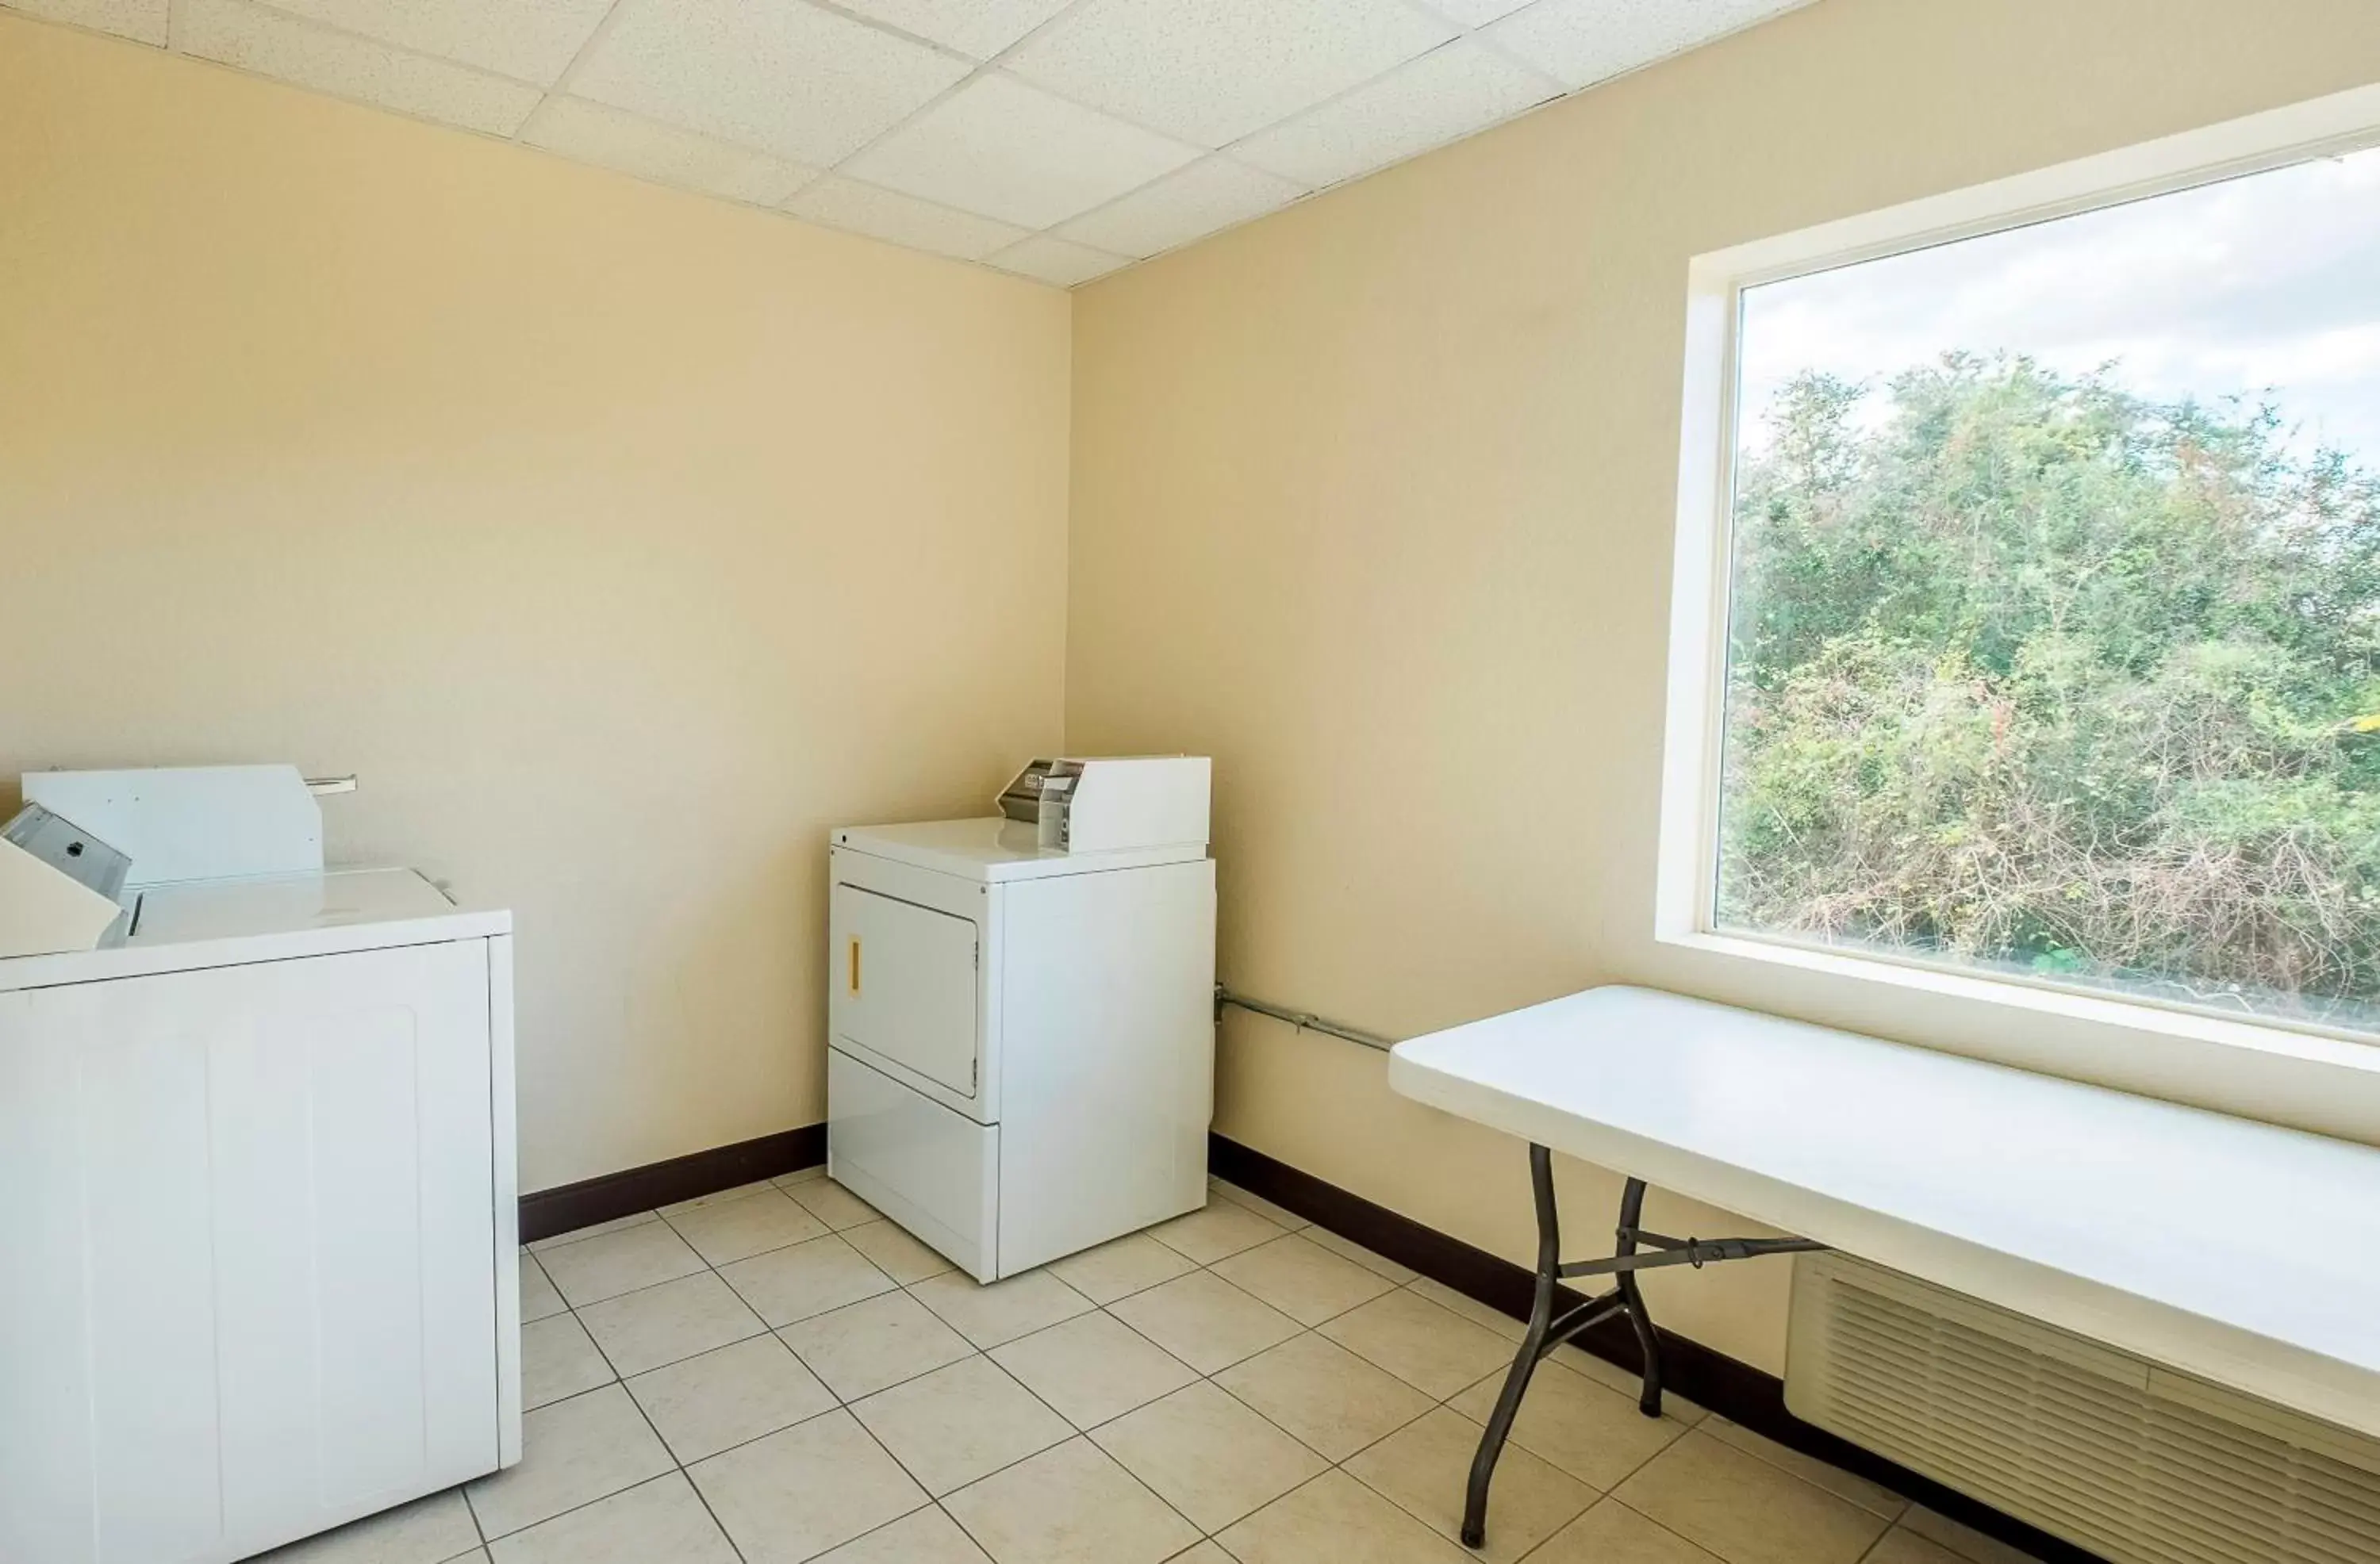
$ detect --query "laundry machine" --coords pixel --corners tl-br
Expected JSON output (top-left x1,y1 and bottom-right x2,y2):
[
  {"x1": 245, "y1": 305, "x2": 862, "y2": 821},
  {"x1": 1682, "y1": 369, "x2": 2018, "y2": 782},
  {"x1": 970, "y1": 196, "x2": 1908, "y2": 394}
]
[
  {"x1": 0, "y1": 767, "x2": 517, "y2": 1564},
  {"x1": 826, "y1": 758, "x2": 1215, "y2": 1282}
]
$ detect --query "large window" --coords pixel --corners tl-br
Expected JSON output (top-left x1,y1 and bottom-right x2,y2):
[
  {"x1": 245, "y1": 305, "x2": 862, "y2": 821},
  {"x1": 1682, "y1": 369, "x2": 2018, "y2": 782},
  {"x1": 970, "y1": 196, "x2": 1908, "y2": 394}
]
[{"x1": 1675, "y1": 105, "x2": 2380, "y2": 1040}]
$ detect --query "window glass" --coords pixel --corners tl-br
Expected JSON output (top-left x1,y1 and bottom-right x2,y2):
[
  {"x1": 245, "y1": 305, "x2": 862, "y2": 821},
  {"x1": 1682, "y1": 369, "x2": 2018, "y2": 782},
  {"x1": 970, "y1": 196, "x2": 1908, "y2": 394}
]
[{"x1": 1720, "y1": 147, "x2": 2380, "y2": 1032}]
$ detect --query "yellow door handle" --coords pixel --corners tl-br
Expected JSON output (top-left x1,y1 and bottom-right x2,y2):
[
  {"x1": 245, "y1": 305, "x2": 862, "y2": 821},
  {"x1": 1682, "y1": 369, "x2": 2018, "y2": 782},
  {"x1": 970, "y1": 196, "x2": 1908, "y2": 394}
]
[{"x1": 848, "y1": 937, "x2": 862, "y2": 995}]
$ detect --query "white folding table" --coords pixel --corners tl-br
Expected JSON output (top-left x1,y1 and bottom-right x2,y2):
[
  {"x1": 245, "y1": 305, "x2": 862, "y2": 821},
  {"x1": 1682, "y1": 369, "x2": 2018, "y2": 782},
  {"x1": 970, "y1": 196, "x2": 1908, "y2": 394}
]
[{"x1": 1388, "y1": 985, "x2": 2380, "y2": 1549}]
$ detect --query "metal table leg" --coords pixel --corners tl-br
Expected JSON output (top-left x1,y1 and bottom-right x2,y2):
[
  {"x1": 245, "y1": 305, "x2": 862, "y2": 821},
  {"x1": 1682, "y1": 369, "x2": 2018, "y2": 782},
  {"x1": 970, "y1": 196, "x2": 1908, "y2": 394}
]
[
  {"x1": 1616, "y1": 1175, "x2": 1664, "y2": 1419},
  {"x1": 1460, "y1": 1144, "x2": 1825, "y2": 1551},
  {"x1": 1461, "y1": 1145, "x2": 1561, "y2": 1550}
]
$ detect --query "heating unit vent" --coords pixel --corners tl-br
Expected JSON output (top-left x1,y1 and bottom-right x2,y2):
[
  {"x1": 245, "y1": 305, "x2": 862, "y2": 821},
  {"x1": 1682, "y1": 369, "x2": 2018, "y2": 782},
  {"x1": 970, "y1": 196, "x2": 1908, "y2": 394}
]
[{"x1": 1786, "y1": 1253, "x2": 2380, "y2": 1564}]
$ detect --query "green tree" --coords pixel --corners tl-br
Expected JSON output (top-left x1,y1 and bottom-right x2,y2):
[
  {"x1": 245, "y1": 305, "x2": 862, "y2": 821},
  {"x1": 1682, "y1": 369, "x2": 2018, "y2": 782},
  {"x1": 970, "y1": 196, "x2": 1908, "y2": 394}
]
[{"x1": 1720, "y1": 355, "x2": 2380, "y2": 1025}]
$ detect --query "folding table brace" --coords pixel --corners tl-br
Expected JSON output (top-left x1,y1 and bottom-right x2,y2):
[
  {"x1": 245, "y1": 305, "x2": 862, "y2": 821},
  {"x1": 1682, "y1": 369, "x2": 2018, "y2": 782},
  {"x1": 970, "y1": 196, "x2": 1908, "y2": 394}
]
[{"x1": 1462, "y1": 1143, "x2": 1827, "y2": 1549}]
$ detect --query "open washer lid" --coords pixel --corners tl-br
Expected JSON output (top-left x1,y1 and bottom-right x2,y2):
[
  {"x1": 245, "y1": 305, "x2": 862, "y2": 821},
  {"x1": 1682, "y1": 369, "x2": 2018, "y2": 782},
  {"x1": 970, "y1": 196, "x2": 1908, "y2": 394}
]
[{"x1": 0, "y1": 868, "x2": 510, "y2": 993}]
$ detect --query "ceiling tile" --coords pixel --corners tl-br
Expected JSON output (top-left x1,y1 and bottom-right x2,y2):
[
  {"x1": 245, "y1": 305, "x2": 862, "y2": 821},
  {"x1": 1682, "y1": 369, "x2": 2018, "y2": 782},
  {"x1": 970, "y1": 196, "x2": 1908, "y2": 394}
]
[
  {"x1": 2, "y1": 0, "x2": 167, "y2": 46},
  {"x1": 522, "y1": 96, "x2": 817, "y2": 205},
  {"x1": 175, "y1": 0, "x2": 541, "y2": 136},
  {"x1": 1057, "y1": 156, "x2": 1305, "y2": 259},
  {"x1": 987, "y1": 235, "x2": 1132, "y2": 288},
  {"x1": 570, "y1": 0, "x2": 973, "y2": 167},
  {"x1": 1415, "y1": 0, "x2": 1534, "y2": 21},
  {"x1": 843, "y1": 72, "x2": 1200, "y2": 231},
  {"x1": 785, "y1": 174, "x2": 1031, "y2": 262},
  {"x1": 1488, "y1": 0, "x2": 1806, "y2": 92},
  {"x1": 1005, "y1": 0, "x2": 1455, "y2": 149},
  {"x1": 242, "y1": 0, "x2": 614, "y2": 86},
  {"x1": 1233, "y1": 37, "x2": 1556, "y2": 190},
  {"x1": 831, "y1": 0, "x2": 1073, "y2": 60}
]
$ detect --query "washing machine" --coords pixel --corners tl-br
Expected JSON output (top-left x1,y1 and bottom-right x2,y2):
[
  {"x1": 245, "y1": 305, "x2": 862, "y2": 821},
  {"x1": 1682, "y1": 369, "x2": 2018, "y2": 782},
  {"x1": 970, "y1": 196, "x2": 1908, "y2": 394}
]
[{"x1": 0, "y1": 766, "x2": 518, "y2": 1564}]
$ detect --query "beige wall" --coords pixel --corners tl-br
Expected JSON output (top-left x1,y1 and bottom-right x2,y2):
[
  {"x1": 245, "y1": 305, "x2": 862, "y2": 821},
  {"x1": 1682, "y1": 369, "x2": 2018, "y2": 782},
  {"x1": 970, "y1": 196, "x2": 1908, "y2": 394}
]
[
  {"x1": 0, "y1": 16, "x2": 1072, "y2": 1194},
  {"x1": 1068, "y1": 0, "x2": 2380, "y2": 1371}
]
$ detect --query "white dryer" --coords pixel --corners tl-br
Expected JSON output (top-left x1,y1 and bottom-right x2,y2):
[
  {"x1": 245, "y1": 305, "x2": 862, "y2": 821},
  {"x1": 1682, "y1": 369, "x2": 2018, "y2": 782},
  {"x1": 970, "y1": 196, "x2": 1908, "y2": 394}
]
[{"x1": 827, "y1": 769, "x2": 1216, "y2": 1282}]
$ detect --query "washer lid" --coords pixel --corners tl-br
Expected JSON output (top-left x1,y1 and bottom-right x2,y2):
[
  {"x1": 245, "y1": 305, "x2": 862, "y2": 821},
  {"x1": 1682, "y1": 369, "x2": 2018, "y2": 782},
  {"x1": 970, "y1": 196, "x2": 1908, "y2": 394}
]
[
  {"x1": 831, "y1": 817, "x2": 1208, "y2": 882},
  {"x1": 131, "y1": 867, "x2": 464, "y2": 945},
  {"x1": 0, "y1": 868, "x2": 510, "y2": 993}
]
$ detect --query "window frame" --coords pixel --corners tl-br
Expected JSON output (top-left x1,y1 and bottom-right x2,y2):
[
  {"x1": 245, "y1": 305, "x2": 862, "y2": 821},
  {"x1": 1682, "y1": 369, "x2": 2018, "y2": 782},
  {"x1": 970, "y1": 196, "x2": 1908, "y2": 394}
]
[{"x1": 1656, "y1": 82, "x2": 2380, "y2": 1085}]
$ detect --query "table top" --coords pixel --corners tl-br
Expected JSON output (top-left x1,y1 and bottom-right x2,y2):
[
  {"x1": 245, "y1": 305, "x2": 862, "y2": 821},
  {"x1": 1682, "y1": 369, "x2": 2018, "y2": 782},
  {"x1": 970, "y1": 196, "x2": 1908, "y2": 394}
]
[{"x1": 1388, "y1": 984, "x2": 2380, "y2": 1441}]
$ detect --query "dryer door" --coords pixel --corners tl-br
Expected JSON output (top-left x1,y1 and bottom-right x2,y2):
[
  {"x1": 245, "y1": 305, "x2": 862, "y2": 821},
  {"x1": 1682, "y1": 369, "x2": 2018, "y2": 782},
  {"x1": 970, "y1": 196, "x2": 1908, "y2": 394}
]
[{"x1": 831, "y1": 884, "x2": 979, "y2": 1099}]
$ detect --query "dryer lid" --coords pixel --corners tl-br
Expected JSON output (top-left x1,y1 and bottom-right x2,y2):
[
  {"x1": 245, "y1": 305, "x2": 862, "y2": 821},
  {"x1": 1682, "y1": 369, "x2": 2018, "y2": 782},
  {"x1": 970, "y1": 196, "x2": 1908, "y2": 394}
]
[{"x1": 831, "y1": 817, "x2": 1207, "y2": 882}]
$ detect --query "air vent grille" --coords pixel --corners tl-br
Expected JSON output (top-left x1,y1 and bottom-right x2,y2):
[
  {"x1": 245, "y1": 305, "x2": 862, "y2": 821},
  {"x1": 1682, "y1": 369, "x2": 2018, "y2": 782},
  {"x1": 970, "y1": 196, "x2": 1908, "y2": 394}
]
[{"x1": 1787, "y1": 1255, "x2": 2380, "y2": 1564}]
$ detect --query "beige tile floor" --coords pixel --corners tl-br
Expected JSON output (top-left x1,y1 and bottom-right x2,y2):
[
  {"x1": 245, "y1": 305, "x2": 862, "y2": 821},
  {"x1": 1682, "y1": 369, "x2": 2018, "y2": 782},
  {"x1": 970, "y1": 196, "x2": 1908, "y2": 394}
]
[{"x1": 258, "y1": 1171, "x2": 2045, "y2": 1564}]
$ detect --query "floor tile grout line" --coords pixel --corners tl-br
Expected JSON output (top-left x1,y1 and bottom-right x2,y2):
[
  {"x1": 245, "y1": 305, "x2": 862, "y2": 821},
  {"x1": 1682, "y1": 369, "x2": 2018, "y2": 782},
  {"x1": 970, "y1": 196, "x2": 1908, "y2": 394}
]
[
  {"x1": 531, "y1": 1172, "x2": 836, "y2": 1262},
  {"x1": 1320, "y1": 1354, "x2": 1647, "y2": 1558},
  {"x1": 728, "y1": 1202, "x2": 1385, "y2": 1543},
  {"x1": 834, "y1": 1390, "x2": 984, "y2": 1547},
  {"x1": 525, "y1": 1311, "x2": 778, "y2": 1413},
  {"x1": 546, "y1": 1278, "x2": 769, "y2": 1364},
  {"x1": 1601, "y1": 1494, "x2": 1744, "y2": 1564},
  {"x1": 1134, "y1": 1226, "x2": 1787, "y2": 1552},
  {"x1": 906, "y1": 1245, "x2": 1473, "y2": 1540},
  {"x1": 467, "y1": 1391, "x2": 679, "y2": 1549},
  {"x1": 1173, "y1": 1204, "x2": 1932, "y2": 1527},
  {"x1": 462, "y1": 1455, "x2": 492, "y2": 1552},
  {"x1": 792, "y1": 1492, "x2": 946, "y2": 1562},
  {"x1": 848, "y1": 1347, "x2": 1077, "y2": 1502},
  {"x1": 935, "y1": 1424, "x2": 1210, "y2": 1554},
  {"x1": 522, "y1": 1180, "x2": 1949, "y2": 1563},
  {"x1": 525, "y1": 1209, "x2": 661, "y2": 1255},
  {"x1": 718, "y1": 1194, "x2": 1462, "y2": 1471},
  {"x1": 572, "y1": 1273, "x2": 758, "y2": 1562},
  {"x1": 809, "y1": 1339, "x2": 1208, "y2": 1562},
  {"x1": 547, "y1": 1221, "x2": 862, "y2": 1312},
  {"x1": 520, "y1": 1355, "x2": 1365, "y2": 1564},
  {"x1": 1073, "y1": 1425, "x2": 1213, "y2": 1553},
  {"x1": 517, "y1": 1309, "x2": 1594, "y2": 1564},
  {"x1": 551, "y1": 1196, "x2": 1411, "y2": 1416},
  {"x1": 674, "y1": 1466, "x2": 753, "y2": 1564},
  {"x1": 488, "y1": 1377, "x2": 1854, "y2": 1564},
  {"x1": 1692, "y1": 1416, "x2": 1909, "y2": 1520}
]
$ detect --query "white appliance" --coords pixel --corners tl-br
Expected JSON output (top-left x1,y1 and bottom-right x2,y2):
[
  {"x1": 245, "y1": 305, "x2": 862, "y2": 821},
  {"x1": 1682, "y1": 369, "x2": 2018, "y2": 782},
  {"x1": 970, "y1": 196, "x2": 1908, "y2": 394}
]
[
  {"x1": 0, "y1": 768, "x2": 519, "y2": 1564},
  {"x1": 827, "y1": 757, "x2": 1216, "y2": 1282}
]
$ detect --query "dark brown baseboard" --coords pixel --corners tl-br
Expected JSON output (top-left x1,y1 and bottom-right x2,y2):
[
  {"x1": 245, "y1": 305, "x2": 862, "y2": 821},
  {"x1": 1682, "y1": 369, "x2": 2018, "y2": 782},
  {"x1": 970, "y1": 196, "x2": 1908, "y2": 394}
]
[
  {"x1": 1209, "y1": 1133, "x2": 2105, "y2": 1564},
  {"x1": 520, "y1": 1124, "x2": 827, "y2": 1244}
]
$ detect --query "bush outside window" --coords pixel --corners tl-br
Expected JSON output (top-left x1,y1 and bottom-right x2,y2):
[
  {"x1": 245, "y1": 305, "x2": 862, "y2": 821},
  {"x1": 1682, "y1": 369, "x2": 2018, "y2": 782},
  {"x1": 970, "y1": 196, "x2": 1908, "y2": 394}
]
[{"x1": 1715, "y1": 146, "x2": 2380, "y2": 1034}]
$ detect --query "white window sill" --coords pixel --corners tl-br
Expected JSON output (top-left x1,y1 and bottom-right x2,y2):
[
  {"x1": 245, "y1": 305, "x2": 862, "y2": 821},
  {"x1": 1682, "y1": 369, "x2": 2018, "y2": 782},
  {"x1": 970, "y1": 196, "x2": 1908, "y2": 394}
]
[{"x1": 1654, "y1": 928, "x2": 2380, "y2": 1145}]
